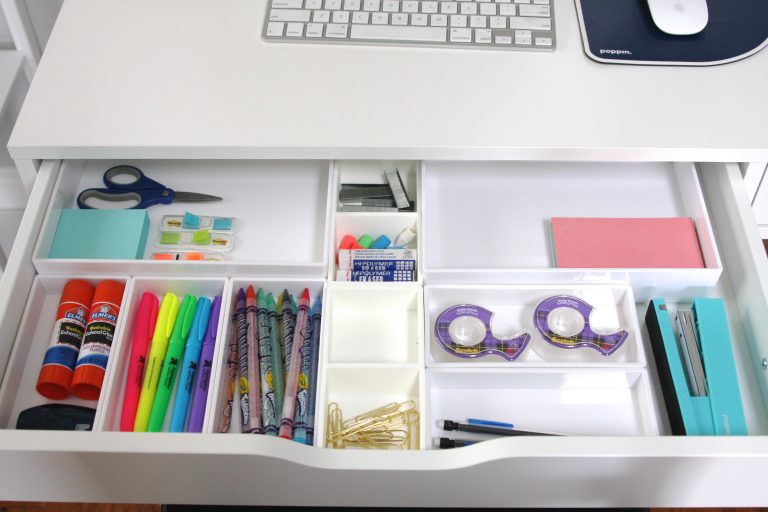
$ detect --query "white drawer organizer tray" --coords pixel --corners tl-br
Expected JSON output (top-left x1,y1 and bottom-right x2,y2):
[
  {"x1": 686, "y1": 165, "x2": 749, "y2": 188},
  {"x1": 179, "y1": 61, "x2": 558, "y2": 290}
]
[{"x1": 0, "y1": 159, "x2": 767, "y2": 507}]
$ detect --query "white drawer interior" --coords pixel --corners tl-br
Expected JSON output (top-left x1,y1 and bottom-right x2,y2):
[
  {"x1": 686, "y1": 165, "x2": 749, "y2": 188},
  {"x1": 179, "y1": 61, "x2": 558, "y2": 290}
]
[
  {"x1": 422, "y1": 161, "x2": 722, "y2": 300},
  {"x1": 32, "y1": 159, "x2": 333, "y2": 277},
  {"x1": 1, "y1": 158, "x2": 768, "y2": 505}
]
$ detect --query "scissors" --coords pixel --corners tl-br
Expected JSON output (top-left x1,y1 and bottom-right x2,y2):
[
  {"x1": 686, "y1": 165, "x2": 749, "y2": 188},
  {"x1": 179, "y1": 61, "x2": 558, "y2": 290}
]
[{"x1": 77, "y1": 165, "x2": 222, "y2": 209}]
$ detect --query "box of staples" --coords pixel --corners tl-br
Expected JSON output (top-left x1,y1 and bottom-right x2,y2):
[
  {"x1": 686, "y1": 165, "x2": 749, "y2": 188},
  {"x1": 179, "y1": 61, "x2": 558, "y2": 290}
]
[{"x1": 645, "y1": 298, "x2": 747, "y2": 436}]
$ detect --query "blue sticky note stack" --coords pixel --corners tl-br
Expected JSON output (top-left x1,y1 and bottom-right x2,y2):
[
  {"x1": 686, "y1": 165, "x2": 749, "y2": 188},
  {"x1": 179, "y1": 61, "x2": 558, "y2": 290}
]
[{"x1": 48, "y1": 209, "x2": 149, "y2": 259}]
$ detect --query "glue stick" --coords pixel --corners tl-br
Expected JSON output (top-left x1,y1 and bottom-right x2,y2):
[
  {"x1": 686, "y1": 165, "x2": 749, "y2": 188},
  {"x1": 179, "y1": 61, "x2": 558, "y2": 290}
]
[
  {"x1": 70, "y1": 280, "x2": 125, "y2": 401},
  {"x1": 36, "y1": 279, "x2": 95, "y2": 400}
]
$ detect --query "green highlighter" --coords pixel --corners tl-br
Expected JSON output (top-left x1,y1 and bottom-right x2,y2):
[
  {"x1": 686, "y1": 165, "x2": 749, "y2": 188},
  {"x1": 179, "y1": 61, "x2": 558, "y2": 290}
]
[{"x1": 148, "y1": 294, "x2": 198, "y2": 432}]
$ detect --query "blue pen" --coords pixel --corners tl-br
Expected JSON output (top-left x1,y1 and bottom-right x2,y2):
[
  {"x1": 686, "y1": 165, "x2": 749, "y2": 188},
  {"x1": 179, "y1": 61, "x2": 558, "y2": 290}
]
[
  {"x1": 468, "y1": 418, "x2": 514, "y2": 428},
  {"x1": 305, "y1": 295, "x2": 322, "y2": 445},
  {"x1": 169, "y1": 297, "x2": 212, "y2": 432}
]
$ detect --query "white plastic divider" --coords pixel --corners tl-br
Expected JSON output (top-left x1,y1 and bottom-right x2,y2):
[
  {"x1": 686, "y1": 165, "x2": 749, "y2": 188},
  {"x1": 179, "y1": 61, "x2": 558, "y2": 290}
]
[
  {"x1": 425, "y1": 367, "x2": 660, "y2": 445},
  {"x1": 0, "y1": 274, "x2": 130, "y2": 430},
  {"x1": 97, "y1": 276, "x2": 231, "y2": 432},
  {"x1": 421, "y1": 161, "x2": 722, "y2": 300},
  {"x1": 424, "y1": 284, "x2": 645, "y2": 367},
  {"x1": 329, "y1": 160, "x2": 421, "y2": 283},
  {"x1": 315, "y1": 283, "x2": 426, "y2": 449},
  {"x1": 207, "y1": 277, "x2": 325, "y2": 436},
  {"x1": 32, "y1": 159, "x2": 334, "y2": 278}
]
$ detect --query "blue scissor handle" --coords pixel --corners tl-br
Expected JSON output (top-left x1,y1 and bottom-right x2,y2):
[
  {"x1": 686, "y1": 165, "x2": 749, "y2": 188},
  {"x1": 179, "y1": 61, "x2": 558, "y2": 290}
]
[
  {"x1": 103, "y1": 165, "x2": 166, "y2": 191},
  {"x1": 77, "y1": 187, "x2": 176, "y2": 209}
]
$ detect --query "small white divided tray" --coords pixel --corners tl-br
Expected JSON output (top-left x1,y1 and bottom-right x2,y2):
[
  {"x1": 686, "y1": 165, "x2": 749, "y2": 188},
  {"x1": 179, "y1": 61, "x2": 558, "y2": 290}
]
[
  {"x1": 315, "y1": 284, "x2": 426, "y2": 449},
  {"x1": 330, "y1": 161, "x2": 421, "y2": 282},
  {"x1": 33, "y1": 160, "x2": 333, "y2": 277},
  {"x1": 98, "y1": 277, "x2": 231, "y2": 432},
  {"x1": 208, "y1": 278, "x2": 326, "y2": 435},
  {"x1": 421, "y1": 161, "x2": 721, "y2": 300},
  {"x1": 0, "y1": 275, "x2": 130, "y2": 430},
  {"x1": 425, "y1": 368, "x2": 660, "y2": 443},
  {"x1": 425, "y1": 284, "x2": 645, "y2": 367}
]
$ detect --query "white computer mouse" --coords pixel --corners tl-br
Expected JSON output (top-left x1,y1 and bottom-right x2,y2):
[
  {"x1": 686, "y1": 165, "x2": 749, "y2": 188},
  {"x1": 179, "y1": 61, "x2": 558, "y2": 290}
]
[{"x1": 647, "y1": 0, "x2": 709, "y2": 35}]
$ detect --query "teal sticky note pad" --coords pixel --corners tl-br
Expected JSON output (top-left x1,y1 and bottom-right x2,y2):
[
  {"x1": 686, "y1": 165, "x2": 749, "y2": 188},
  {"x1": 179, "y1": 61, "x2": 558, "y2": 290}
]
[{"x1": 48, "y1": 209, "x2": 149, "y2": 260}]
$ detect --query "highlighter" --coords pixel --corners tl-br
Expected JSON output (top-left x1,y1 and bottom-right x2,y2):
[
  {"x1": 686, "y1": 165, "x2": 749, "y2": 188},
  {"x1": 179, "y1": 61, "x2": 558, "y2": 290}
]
[
  {"x1": 187, "y1": 296, "x2": 222, "y2": 433},
  {"x1": 119, "y1": 292, "x2": 159, "y2": 432},
  {"x1": 148, "y1": 295, "x2": 198, "y2": 432},
  {"x1": 134, "y1": 292, "x2": 179, "y2": 432},
  {"x1": 169, "y1": 297, "x2": 212, "y2": 432}
]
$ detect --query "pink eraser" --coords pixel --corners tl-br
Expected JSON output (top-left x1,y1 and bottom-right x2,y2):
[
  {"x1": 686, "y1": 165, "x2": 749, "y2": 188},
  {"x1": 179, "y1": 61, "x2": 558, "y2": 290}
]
[{"x1": 551, "y1": 217, "x2": 705, "y2": 268}]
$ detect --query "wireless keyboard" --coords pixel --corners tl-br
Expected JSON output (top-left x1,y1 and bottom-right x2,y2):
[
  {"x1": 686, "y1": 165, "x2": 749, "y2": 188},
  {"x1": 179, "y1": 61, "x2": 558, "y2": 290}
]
[{"x1": 263, "y1": 0, "x2": 556, "y2": 51}]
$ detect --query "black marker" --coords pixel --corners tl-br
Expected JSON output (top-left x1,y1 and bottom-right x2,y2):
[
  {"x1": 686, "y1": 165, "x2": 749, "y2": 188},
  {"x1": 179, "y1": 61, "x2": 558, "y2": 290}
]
[{"x1": 441, "y1": 420, "x2": 561, "y2": 437}]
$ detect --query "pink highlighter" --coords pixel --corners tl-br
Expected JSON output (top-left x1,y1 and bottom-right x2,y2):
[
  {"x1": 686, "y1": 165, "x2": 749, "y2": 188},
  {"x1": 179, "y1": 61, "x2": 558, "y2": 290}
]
[{"x1": 120, "y1": 292, "x2": 159, "y2": 432}]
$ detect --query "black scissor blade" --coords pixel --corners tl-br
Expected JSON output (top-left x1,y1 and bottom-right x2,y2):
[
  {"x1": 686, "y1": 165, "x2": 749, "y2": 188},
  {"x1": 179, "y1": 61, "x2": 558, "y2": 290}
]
[{"x1": 173, "y1": 191, "x2": 223, "y2": 203}]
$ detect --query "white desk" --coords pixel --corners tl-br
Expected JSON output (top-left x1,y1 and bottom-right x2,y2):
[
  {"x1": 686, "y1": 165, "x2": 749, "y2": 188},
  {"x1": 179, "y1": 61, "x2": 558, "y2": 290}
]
[{"x1": 3, "y1": 0, "x2": 768, "y2": 507}]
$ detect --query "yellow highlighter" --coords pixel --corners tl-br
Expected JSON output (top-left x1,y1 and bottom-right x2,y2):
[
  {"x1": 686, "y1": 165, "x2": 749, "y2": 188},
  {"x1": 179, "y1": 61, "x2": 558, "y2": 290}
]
[{"x1": 133, "y1": 292, "x2": 179, "y2": 432}]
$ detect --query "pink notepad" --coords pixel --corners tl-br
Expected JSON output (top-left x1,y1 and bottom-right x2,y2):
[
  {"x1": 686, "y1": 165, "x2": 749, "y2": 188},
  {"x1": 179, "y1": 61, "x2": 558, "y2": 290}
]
[{"x1": 551, "y1": 217, "x2": 705, "y2": 268}]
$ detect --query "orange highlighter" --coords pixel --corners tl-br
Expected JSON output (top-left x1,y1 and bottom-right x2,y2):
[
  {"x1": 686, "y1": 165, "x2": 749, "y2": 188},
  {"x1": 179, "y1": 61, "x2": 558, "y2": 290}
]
[{"x1": 119, "y1": 292, "x2": 159, "y2": 432}]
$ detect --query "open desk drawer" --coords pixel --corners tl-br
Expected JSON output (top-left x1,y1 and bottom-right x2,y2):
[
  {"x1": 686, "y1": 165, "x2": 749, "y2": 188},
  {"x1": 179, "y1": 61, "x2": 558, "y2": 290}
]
[{"x1": 0, "y1": 160, "x2": 768, "y2": 507}]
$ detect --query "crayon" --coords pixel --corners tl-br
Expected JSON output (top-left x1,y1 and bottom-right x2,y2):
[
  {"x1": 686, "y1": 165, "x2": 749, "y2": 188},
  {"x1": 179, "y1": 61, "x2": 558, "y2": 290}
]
[
  {"x1": 292, "y1": 306, "x2": 313, "y2": 444},
  {"x1": 187, "y1": 296, "x2": 222, "y2": 433},
  {"x1": 305, "y1": 295, "x2": 322, "y2": 445},
  {"x1": 266, "y1": 292, "x2": 284, "y2": 417},
  {"x1": 279, "y1": 288, "x2": 311, "y2": 439},
  {"x1": 244, "y1": 286, "x2": 262, "y2": 433},
  {"x1": 235, "y1": 288, "x2": 251, "y2": 431},
  {"x1": 257, "y1": 288, "x2": 278, "y2": 435},
  {"x1": 279, "y1": 291, "x2": 297, "y2": 383},
  {"x1": 217, "y1": 310, "x2": 238, "y2": 433}
]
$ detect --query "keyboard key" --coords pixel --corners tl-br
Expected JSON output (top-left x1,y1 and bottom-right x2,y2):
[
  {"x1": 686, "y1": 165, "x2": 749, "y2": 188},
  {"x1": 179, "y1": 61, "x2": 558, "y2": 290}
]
[
  {"x1": 344, "y1": 0, "x2": 361, "y2": 9},
  {"x1": 314, "y1": 10, "x2": 331, "y2": 21},
  {"x1": 450, "y1": 27, "x2": 472, "y2": 42},
  {"x1": 422, "y1": 1, "x2": 438, "y2": 13},
  {"x1": 286, "y1": 22, "x2": 305, "y2": 36},
  {"x1": 266, "y1": 22, "x2": 285, "y2": 36},
  {"x1": 490, "y1": 16, "x2": 506, "y2": 28},
  {"x1": 495, "y1": 35, "x2": 512, "y2": 44},
  {"x1": 351, "y1": 24, "x2": 447, "y2": 41},
  {"x1": 372, "y1": 12, "x2": 389, "y2": 23},
  {"x1": 470, "y1": 15, "x2": 487, "y2": 28},
  {"x1": 325, "y1": 0, "x2": 342, "y2": 9},
  {"x1": 514, "y1": 29, "x2": 531, "y2": 44},
  {"x1": 535, "y1": 36, "x2": 552, "y2": 46},
  {"x1": 392, "y1": 13, "x2": 408, "y2": 24},
  {"x1": 460, "y1": 2, "x2": 478, "y2": 15},
  {"x1": 306, "y1": 0, "x2": 322, "y2": 7},
  {"x1": 402, "y1": 1, "x2": 420, "y2": 12},
  {"x1": 306, "y1": 23, "x2": 324, "y2": 36},
  {"x1": 450, "y1": 14, "x2": 467, "y2": 27},
  {"x1": 333, "y1": 10, "x2": 350, "y2": 22},
  {"x1": 441, "y1": 2, "x2": 458, "y2": 14},
  {"x1": 383, "y1": 0, "x2": 400, "y2": 12},
  {"x1": 270, "y1": 9, "x2": 312, "y2": 22},
  {"x1": 499, "y1": 4, "x2": 516, "y2": 15},
  {"x1": 475, "y1": 28, "x2": 492, "y2": 43},
  {"x1": 363, "y1": 0, "x2": 380, "y2": 10},
  {"x1": 431, "y1": 14, "x2": 448, "y2": 26},
  {"x1": 412, "y1": 13, "x2": 428, "y2": 25},
  {"x1": 507, "y1": 16, "x2": 549, "y2": 29},
  {"x1": 352, "y1": 11, "x2": 370, "y2": 22},
  {"x1": 519, "y1": 4, "x2": 549, "y2": 16},
  {"x1": 534, "y1": 0, "x2": 550, "y2": 3},
  {"x1": 514, "y1": 0, "x2": 531, "y2": 3},
  {"x1": 273, "y1": 0, "x2": 304, "y2": 8},
  {"x1": 480, "y1": 3, "x2": 496, "y2": 15},
  {"x1": 326, "y1": 23, "x2": 349, "y2": 37}
]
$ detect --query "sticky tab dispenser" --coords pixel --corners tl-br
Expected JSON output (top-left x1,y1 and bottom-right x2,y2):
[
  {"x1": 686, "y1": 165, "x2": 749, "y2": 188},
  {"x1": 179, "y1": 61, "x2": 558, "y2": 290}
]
[
  {"x1": 533, "y1": 295, "x2": 627, "y2": 356},
  {"x1": 435, "y1": 305, "x2": 530, "y2": 361}
]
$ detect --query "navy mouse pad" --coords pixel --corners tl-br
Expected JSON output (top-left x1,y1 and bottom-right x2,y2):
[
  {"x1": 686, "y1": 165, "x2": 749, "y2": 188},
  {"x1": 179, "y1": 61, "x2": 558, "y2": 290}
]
[{"x1": 576, "y1": 0, "x2": 768, "y2": 65}]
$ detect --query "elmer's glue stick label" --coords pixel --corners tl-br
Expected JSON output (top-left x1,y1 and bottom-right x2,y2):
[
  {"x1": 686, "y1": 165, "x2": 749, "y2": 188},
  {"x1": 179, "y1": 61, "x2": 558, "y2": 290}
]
[
  {"x1": 36, "y1": 279, "x2": 95, "y2": 400},
  {"x1": 70, "y1": 280, "x2": 125, "y2": 401}
]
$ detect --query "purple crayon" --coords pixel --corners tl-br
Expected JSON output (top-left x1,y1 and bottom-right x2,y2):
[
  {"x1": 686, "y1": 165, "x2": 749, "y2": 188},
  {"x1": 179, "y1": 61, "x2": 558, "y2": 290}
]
[{"x1": 187, "y1": 295, "x2": 222, "y2": 433}]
